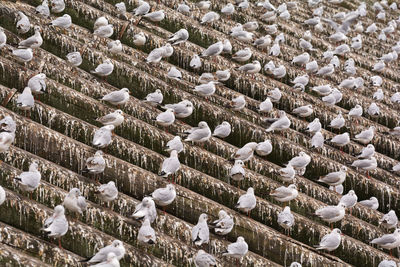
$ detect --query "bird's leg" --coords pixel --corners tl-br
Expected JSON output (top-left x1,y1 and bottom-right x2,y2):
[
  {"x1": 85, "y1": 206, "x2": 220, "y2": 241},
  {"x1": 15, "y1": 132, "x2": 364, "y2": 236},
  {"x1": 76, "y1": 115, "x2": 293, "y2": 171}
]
[
  {"x1": 330, "y1": 223, "x2": 333, "y2": 230},
  {"x1": 163, "y1": 206, "x2": 166, "y2": 214},
  {"x1": 350, "y1": 207, "x2": 352, "y2": 215},
  {"x1": 29, "y1": 192, "x2": 32, "y2": 200},
  {"x1": 58, "y1": 238, "x2": 62, "y2": 249},
  {"x1": 367, "y1": 171, "x2": 370, "y2": 179},
  {"x1": 247, "y1": 211, "x2": 250, "y2": 218}
]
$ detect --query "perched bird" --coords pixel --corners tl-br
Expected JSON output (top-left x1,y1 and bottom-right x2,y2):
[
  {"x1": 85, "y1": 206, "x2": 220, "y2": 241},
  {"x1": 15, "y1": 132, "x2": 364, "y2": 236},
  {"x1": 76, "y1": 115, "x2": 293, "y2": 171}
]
[
  {"x1": 379, "y1": 210, "x2": 398, "y2": 230},
  {"x1": 9, "y1": 48, "x2": 33, "y2": 63},
  {"x1": 143, "y1": 89, "x2": 163, "y2": 106},
  {"x1": 278, "y1": 164, "x2": 295, "y2": 183},
  {"x1": 162, "y1": 100, "x2": 193, "y2": 119},
  {"x1": 378, "y1": 260, "x2": 397, "y2": 267},
  {"x1": 371, "y1": 229, "x2": 400, "y2": 252},
  {"x1": 328, "y1": 132, "x2": 350, "y2": 148},
  {"x1": 15, "y1": 162, "x2": 41, "y2": 193},
  {"x1": 16, "y1": 12, "x2": 31, "y2": 34},
  {"x1": 138, "y1": 218, "x2": 156, "y2": 245},
  {"x1": 94, "y1": 17, "x2": 108, "y2": 31},
  {"x1": 66, "y1": 51, "x2": 82, "y2": 67},
  {"x1": 288, "y1": 152, "x2": 311, "y2": 171},
  {"x1": 95, "y1": 181, "x2": 118, "y2": 202},
  {"x1": 201, "y1": 11, "x2": 220, "y2": 24},
  {"x1": 265, "y1": 111, "x2": 291, "y2": 132},
  {"x1": 165, "y1": 136, "x2": 184, "y2": 154},
  {"x1": 133, "y1": 32, "x2": 146, "y2": 46},
  {"x1": 359, "y1": 197, "x2": 379, "y2": 210},
  {"x1": 81, "y1": 240, "x2": 126, "y2": 263},
  {"x1": 177, "y1": 2, "x2": 190, "y2": 14},
  {"x1": 144, "y1": 10, "x2": 165, "y2": 22},
  {"x1": 115, "y1": 2, "x2": 126, "y2": 17},
  {"x1": 91, "y1": 252, "x2": 120, "y2": 267},
  {"x1": 222, "y1": 236, "x2": 248, "y2": 260},
  {"x1": 315, "y1": 228, "x2": 342, "y2": 251},
  {"x1": 351, "y1": 157, "x2": 377, "y2": 177},
  {"x1": 192, "y1": 214, "x2": 209, "y2": 246},
  {"x1": 92, "y1": 125, "x2": 114, "y2": 148},
  {"x1": 356, "y1": 144, "x2": 375, "y2": 159},
  {"x1": 306, "y1": 118, "x2": 321, "y2": 134},
  {"x1": 17, "y1": 87, "x2": 34, "y2": 112},
  {"x1": 48, "y1": 14, "x2": 72, "y2": 29},
  {"x1": 339, "y1": 190, "x2": 358, "y2": 211},
  {"x1": 42, "y1": 205, "x2": 68, "y2": 248},
  {"x1": 367, "y1": 103, "x2": 380, "y2": 117},
  {"x1": 230, "y1": 160, "x2": 245, "y2": 183},
  {"x1": 268, "y1": 88, "x2": 282, "y2": 102},
  {"x1": 348, "y1": 105, "x2": 363, "y2": 120},
  {"x1": 235, "y1": 187, "x2": 256, "y2": 216},
  {"x1": 255, "y1": 139, "x2": 272, "y2": 156},
  {"x1": 232, "y1": 142, "x2": 258, "y2": 162},
  {"x1": 82, "y1": 150, "x2": 106, "y2": 175},
  {"x1": 329, "y1": 112, "x2": 345, "y2": 129},
  {"x1": 193, "y1": 81, "x2": 218, "y2": 97},
  {"x1": 155, "y1": 109, "x2": 175, "y2": 128},
  {"x1": 131, "y1": 197, "x2": 157, "y2": 223},
  {"x1": 194, "y1": 250, "x2": 217, "y2": 267},
  {"x1": 107, "y1": 40, "x2": 122, "y2": 54},
  {"x1": 216, "y1": 69, "x2": 230, "y2": 82},
  {"x1": 91, "y1": 60, "x2": 114, "y2": 78},
  {"x1": 315, "y1": 203, "x2": 346, "y2": 224},
  {"x1": 51, "y1": 0, "x2": 65, "y2": 13},
  {"x1": 0, "y1": 28, "x2": 6, "y2": 49},
  {"x1": 190, "y1": 55, "x2": 202, "y2": 69},
  {"x1": 230, "y1": 95, "x2": 246, "y2": 111},
  {"x1": 184, "y1": 121, "x2": 211, "y2": 143},
  {"x1": 151, "y1": 184, "x2": 176, "y2": 208},
  {"x1": 353, "y1": 126, "x2": 375, "y2": 144},
  {"x1": 292, "y1": 52, "x2": 310, "y2": 66},
  {"x1": 306, "y1": 60, "x2": 318, "y2": 74},
  {"x1": 0, "y1": 116, "x2": 16, "y2": 154},
  {"x1": 0, "y1": 186, "x2": 5, "y2": 206},
  {"x1": 238, "y1": 61, "x2": 261, "y2": 75},
  {"x1": 271, "y1": 184, "x2": 298, "y2": 202},
  {"x1": 63, "y1": 188, "x2": 87, "y2": 215},
  {"x1": 212, "y1": 121, "x2": 231, "y2": 139},
  {"x1": 159, "y1": 150, "x2": 180, "y2": 179},
  {"x1": 292, "y1": 104, "x2": 313, "y2": 117},
  {"x1": 133, "y1": 0, "x2": 150, "y2": 16},
  {"x1": 312, "y1": 85, "x2": 332, "y2": 96},
  {"x1": 232, "y1": 48, "x2": 252, "y2": 62},
  {"x1": 96, "y1": 110, "x2": 124, "y2": 128},
  {"x1": 311, "y1": 131, "x2": 324, "y2": 149},
  {"x1": 318, "y1": 166, "x2": 347, "y2": 188},
  {"x1": 259, "y1": 97, "x2": 273, "y2": 113},
  {"x1": 168, "y1": 29, "x2": 189, "y2": 45},
  {"x1": 18, "y1": 26, "x2": 43, "y2": 49},
  {"x1": 168, "y1": 67, "x2": 182, "y2": 80},
  {"x1": 209, "y1": 210, "x2": 234, "y2": 236},
  {"x1": 101, "y1": 88, "x2": 129, "y2": 107},
  {"x1": 94, "y1": 24, "x2": 114, "y2": 38},
  {"x1": 278, "y1": 206, "x2": 295, "y2": 232}
]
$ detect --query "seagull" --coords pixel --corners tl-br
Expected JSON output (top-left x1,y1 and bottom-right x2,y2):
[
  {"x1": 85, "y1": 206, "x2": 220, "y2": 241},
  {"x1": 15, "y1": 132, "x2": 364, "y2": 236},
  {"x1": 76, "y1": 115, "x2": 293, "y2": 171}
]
[
  {"x1": 339, "y1": 190, "x2": 358, "y2": 211},
  {"x1": 222, "y1": 236, "x2": 248, "y2": 260},
  {"x1": 359, "y1": 197, "x2": 379, "y2": 210},
  {"x1": 96, "y1": 110, "x2": 124, "y2": 127},
  {"x1": 278, "y1": 206, "x2": 295, "y2": 232},
  {"x1": 9, "y1": 48, "x2": 33, "y2": 63},
  {"x1": 177, "y1": 2, "x2": 190, "y2": 14},
  {"x1": 278, "y1": 164, "x2": 295, "y2": 183},
  {"x1": 230, "y1": 160, "x2": 245, "y2": 183},
  {"x1": 151, "y1": 184, "x2": 176, "y2": 208},
  {"x1": 259, "y1": 97, "x2": 273, "y2": 113},
  {"x1": 92, "y1": 125, "x2": 114, "y2": 148},
  {"x1": 159, "y1": 150, "x2": 180, "y2": 179},
  {"x1": 378, "y1": 260, "x2": 397, "y2": 267},
  {"x1": 82, "y1": 150, "x2": 106, "y2": 175},
  {"x1": 165, "y1": 136, "x2": 184, "y2": 153},
  {"x1": 371, "y1": 76, "x2": 383, "y2": 87},
  {"x1": 197, "y1": 1, "x2": 211, "y2": 10},
  {"x1": 379, "y1": 210, "x2": 398, "y2": 230},
  {"x1": 231, "y1": 30, "x2": 254, "y2": 43},
  {"x1": 0, "y1": 28, "x2": 6, "y2": 49},
  {"x1": 133, "y1": 0, "x2": 150, "y2": 16},
  {"x1": 81, "y1": 240, "x2": 126, "y2": 263},
  {"x1": 94, "y1": 17, "x2": 108, "y2": 31},
  {"x1": 318, "y1": 166, "x2": 347, "y2": 187},
  {"x1": 107, "y1": 40, "x2": 122, "y2": 54},
  {"x1": 184, "y1": 121, "x2": 211, "y2": 143},
  {"x1": 16, "y1": 12, "x2": 31, "y2": 34},
  {"x1": 131, "y1": 197, "x2": 157, "y2": 223},
  {"x1": 351, "y1": 157, "x2": 377, "y2": 177},
  {"x1": 51, "y1": 0, "x2": 65, "y2": 13},
  {"x1": 232, "y1": 142, "x2": 258, "y2": 161},
  {"x1": 292, "y1": 104, "x2": 313, "y2": 117},
  {"x1": 253, "y1": 35, "x2": 272, "y2": 50},
  {"x1": 193, "y1": 81, "x2": 218, "y2": 97},
  {"x1": 235, "y1": 187, "x2": 256, "y2": 216},
  {"x1": 18, "y1": 26, "x2": 43, "y2": 49},
  {"x1": 311, "y1": 131, "x2": 324, "y2": 149},
  {"x1": 155, "y1": 109, "x2": 175, "y2": 128},
  {"x1": 221, "y1": 3, "x2": 235, "y2": 16},
  {"x1": 192, "y1": 214, "x2": 209, "y2": 246},
  {"x1": 212, "y1": 121, "x2": 231, "y2": 138},
  {"x1": 348, "y1": 105, "x2": 363, "y2": 120},
  {"x1": 288, "y1": 152, "x2": 311, "y2": 170},
  {"x1": 201, "y1": 11, "x2": 220, "y2": 24},
  {"x1": 100, "y1": 88, "x2": 129, "y2": 107},
  {"x1": 371, "y1": 229, "x2": 400, "y2": 252},
  {"x1": 232, "y1": 48, "x2": 252, "y2": 62},
  {"x1": 373, "y1": 61, "x2": 385, "y2": 72},
  {"x1": 356, "y1": 144, "x2": 375, "y2": 159},
  {"x1": 353, "y1": 126, "x2": 375, "y2": 144},
  {"x1": 209, "y1": 210, "x2": 234, "y2": 236},
  {"x1": 162, "y1": 100, "x2": 193, "y2": 118},
  {"x1": 91, "y1": 60, "x2": 114, "y2": 77},
  {"x1": 312, "y1": 84, "x2": 332, "y2": 96},
  {"x1": 299, "y1": 38, "x2": 315, "y2": 51},
  {"x1": 315, "y1": 228, "x2": 342, "y2": 251},
  {"x1": 48, "y1": 14, "x2": 72, "y2": 29},
  {"x1": 63, "y1": 188, "x2": 87, "y2": 215},
  {"x1": 329, "y1": 112, "x2": 345, "y2": 129},
  {"x1": 194, "y1": 250, "x2": 216, "y2": 267},
  {"x1": 265, "y1": 111, "x2": 291, "y2": 132},
  {"x1": 327, "y1": 132, "x2": 350, "y2": 148},
  {"x1": 0, "y1": 116, "x2": 15, "y2": 155},
  {"x1": 17, "y1": 87, "x2": 34, "y2": 111},
  {"x1": 190, "y1": 55, "x2": 202, "y2": 69},
  {"x1": 42, "y1": 205, "x2": 68, "y2": 248},
  {"x1": 255, "y1": 139, "x2": 272, "y2": 156},
  {"x1": 269, "y1": 43, "x2": 281, "y2": 56},
  {"x1": 271, "y1": 184, "x2": 298, "y2": 202},
  {"x1": 230, "y1": 95, "x2": 246, "y2": 111},
  {"x1": 168, "y1": 29, "x2": 189, "y2": 45},
  {"x1": 268, "y1": 88, "x2": 281, "y2": 102},
  {"x1": 199, "y1": 73, "x2": 215, "y2": 84},
  {"x1": 36, "y1": 0, "x2": 50, "y2": 17},
  {"x1": 143, "y1": 89, "x2": 163, "y2": 106},
  {"x1": 168, "y1": 67, "x2": 182, "y2": 80},
  {"x1": 66, "y1": 51, "x2": 82, "y2": 67},
  {"x1": 292, "y1": 52, "x2": 310, "y2": 65},
  {"x1": 272, "y1": 65, "x2": 286, "y2": 79},
  {"x1": 27, "y1": 73, "x2": 46, "y2": 95},
  {"x1": 367, "y1": 103, "x2": 380, "y2": 117},
  {"x1": 144, "y1": 10, "x2": 165, "y2": 22},
  {"x1": 216, "y1": 69, "x2": 231, "y2": 81},
  {"x1": 94, "y1": 24, "x2": 114, "y2": 38},
  {"x1": 133, "y1": 32, "x2": 146, "y2": 46},
  {"x1": 222, "y1": 39, "x2": 232, "y2": 54},
  {"x1": 306, "y1": 118, "x2": 321, "y2": 133},
  {"x1": 138, "y1": 219, "x2": 156, "y2": 245},
  {"x1": 243, "y1": 21, "x2": 258, "y2": 32},
  {"x1": 115, "y1": 2, "x2": 126, "y2": 17},
  {"x1": 317, "y1": 64, "x2": 335, "y2": 76},
  {"x1": 95, "y1": 181, "x2": 118, "y2": 202},
  {"x1": 91, "y1": 252, "x2": 120, "y2": 267},
  {"x1": 306, "y1": 60, "x2": 318, "y2": 74},
  {"x1": 15, "y1": 162, "x2": 41, "y2": 193},
  {"x1": 264, "y1": 60, "x2": 276, "y2": 73},
  {"x1": 315, "y1": 203, "x2": 346, "y2": 224},
  {"x1": 238, "y1": 60, "x2": 261, "y2": 74}
]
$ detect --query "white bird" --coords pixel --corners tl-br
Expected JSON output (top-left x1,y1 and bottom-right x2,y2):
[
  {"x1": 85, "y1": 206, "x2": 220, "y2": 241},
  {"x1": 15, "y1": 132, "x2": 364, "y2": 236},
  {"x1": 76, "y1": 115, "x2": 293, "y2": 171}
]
[
  {"x1": 222, "y1": 39, "x2": 232, "y2": 54},
  {"x1": 253, "y1": 35, "x2": 272, "y2": 50},
  {"x1": 392, "y1": 163, "x2": 400, "y2": 173},
  {"x1": 371, "y1": 229, "x2": 400, "y2": 251},
  {"x1": 391, "y1": 92, "x2": 400, "y2": 103},
  {"x1": 328, "y1": 132, "x2": 350, "y2": 147},
  {"x1": 184, "y1": 121, "x2": 211, "y2": 143},
  {"x1": 159, "y1": 150, "x2": 180, "y2": 178},
  {"x1": 255, "y1": 139, "x2": 272, "y2": 156},
  {"x1": 292, "y1": 104, "x2": 313, "y2": 117},
  {"x1": 91, "y1": 252, "x2": 120, "y2": 267},
  {"x1": 221, "y1": 3, "x2": 235, "y2": 16},
  {"x1": 264, "y1": 60, "x2": 276, "y2": 73},
  {"x1": 312, "y1": 84, "x2": 332, "y2": 96},
  {"x1": 115, "y1": 2, "x2": 126, "y2": 16},
  {"x1": 318, "y1": 166, "x2": 347, "y2": 187},
  {"x1": 17, "y1": 87, "x2": 34, "y2": 111},
  {"x1": 212, "y1": 121, "x2": 231, "y2": 138},
  {"x1": 329, "y1": 32, "x2": 348, "y2": 43},
  {"x1": 243, "y1": 21, "x2": 258, "y2": 32},
  {"x1": 15, "y1": 162, "x2": 41, "y2": 192},
  {"x1": 265, "y1": 111, "x2": 291, "y2": 132},
  {"x1": 353, "y1": 126, "x2": 375, "y2": 144},
  {"x1": 222, "y1": 236, "x2": 248, "y2": 259},
  {"x1": 177, "y1": 2, "x2": 190, "y2": 14},
  {"x1": 269, "y1": 43, "x2": 281, "y2": 56},
  {"x1": 92, "y1": 125, "x2": 114, "y2": 148},
  {"x1": 66, "y1": 51, "x2": 82, "y2": 67},
  {"x1": 0, "y1": 116, "x2": 16, "y2": 154},
  {"x1": 101, "y1": 88, "x2": 129, "y2": 107},
  {"x1": 197, "y1": 1, "x2": 211, "y2": 10},
  {"x1": 168, "y1": 67, "x2": 182, "y2": 80},
  {"x1": 373, "y1": 90, "x2": 383, "y2": 102},
  {"x1": 333, "y1": 44, "x2": 350, "y2": 56},
  {"x1": 201, "y1": 11, "x2": 220, "y2": 24},
  {"x1": 131, "y1": 197, "x2": 157, "y2": 223},
  {"x1": 168, "y1": 29, "x2": 189, "y2": 45},
  {"x1": 82, "y1": 150, "x2": 106, "y2": 174},
  {"x1": 315, "y1": 228, "x2": 342, "y2": 251},
  {"x1": 209, "y1": 210, "x2": 234, "y2": 236},
  {"x1": 339, "y1": 190, "x2": 358, "y2": 210},
  {"x1": 371, "y1": 76, "x2": 383, "y2": 87},
  {"x1": 162, "y1": 100, "x2": 193, "y2": 119},
  {"x1": 317, "y1": 64, "x2": 335, "y2": 76},
  {"x1": 18, "y1": 26, "x2": 43, "y2": 49},
  {"x1": 36, "y1": 0, "x2": 50, "y2": 17},
  {"x1": 378, "y1": 260, "x2": 397, "y2": 267},
  {"x1": 16, "y1": 12, "x2": 31, "y2": 34},
  {"x1": 133, "y1": 32, "x2": 146, "y2": 46},
  {"x1": 155, "y1": 109, "x2": 175, "y2": 127},
  {"x1": 292, "y1": 52, "x2": 310, "y2": 65},
  {"x1": 95, "y1": 181, "x2": 118, "y2": 202},
  {"x1": 94, "y1": 24, "x2": 114, "y2": 38},
  {"x1": 306, "y1": 118, "x2": 321, "y2": 133},
  {"x1": 9, "y1": 48, "x2": 33, "y2": 63},
  {"x1": 367, "y1": 103, "x2": 380, "y2": 117},
  {"x1": 299, "y1": 38, "x2": 315, "y2": 51},
  {"x1": 199, "y1": 73, "x2": 215, "y2": 84},
  {"x1": 27, "y1": 73, "x2": 46, "y2": 95},
  {"x1": 48, "y1": 14, "x2": 71, "y2": 29},
  {"x1": 271, "y1": 184, "x2": 298, "y2": 202},
  {"x1": 356, "y1": 144, "x2": 375, "y2": 159},
  {"x1": 143, "y1": 89, "x2": 163, "y2": 106},
  {"x1": 351, "y1": 157, "x2": 377, "y2": 176},
  {"x1": 329, "y1": 112, "x2": 345, "y2": 129},
  {"x1": 311, "y1": 131, "x2": 324, "y2": 149},
  {"x1": 230, "y1": 95, "x2": 246, "y2": 111},
  {"x1": 233, "y1": 142, "x2": 258, "y2": 161},
  {"x1": 107, "y1": 40, "x2": 122, "y2": 54},
  {"x1": 0, "y1": 186, "x2": 5, "y2": 205},
  {"x1": 268, "y1": 88, "x2": 282, "y2": 103},
  {"x1": 232, "y1": 48, "x2": 252, "y2": 62},
  {"x1": 138, "y1": 219, "x2": 156, "y2": 245},
  {"x1": 373, "y1": 61, "x2": 385, "y2": 72},
  {"x1": 83, "y1": 240, "x2": 126, "y2": 263},
  {"x1": 194, "y1": 250, "x2": 216, "y2": 267},
  {"x1": 165, "y1": 136, "x2": 184, "y2": 153},
  {"x1": 96, "y1": 110, "x2": 124, "y2": 127},
  {"x1": 272, "y1": 65, "x2": 286, "y2": 79},
  {"x1": 91, "y1": 60, "x2": 114, "y2": 77},
  {"x1": 304, "y1": 17, "x2": 320, "y2": 26},
  {"x1": 94, "y1": 17, "x2": 108, "y2": 31},
  {"x1": 192, "y1": 214, "x2": 209, "y2": 246},
  {"x1": 133, "y1": 0, "x2": 150, "y2": 16},
  {"x1": 306, "y1": 60, "x2": 318, "y2": 74},
  {"x1": 278, "y1": 206, "x2": 295, "y2": 231},
  {"x1": 147, "y1": 47, "x2": 166, "y2": 64},
  {"x1": 315, "y1": 203, "x2": 346, "y2": 223},
  {"x1": 216, "y1": 69, "x2": 230, "y2": 82},
  {"x1": 161, "y1": 43, "x2": 174, "y2": 58},
  {"x1": 230, "y1": 160, "x2": 245, "y2": 182},
  {"x1": 144, "y1": 10, "x2": 165, "y2": 22},
  {"x1": 359, "y1": 197, "x2": 379, "y2": 210},
  {"x1": 0, "y1": 28, "x2": 6, "y2": 49},
  {"x1": 278, "y1": 164, "x2": 295, "y2": 183},
  {"x1": 63, "y1": 188, "x2": 87, "y2": 214},
  {"x1": 151, "y1": 184, "x2": 176, "y2": 207},
  {"x1": 259, "y1": 97, "x2": 273, "y2": 113},
  {"x1": 194, "y1": 81, "x2": 218, "y2": 97},
  {"x1": 238, "y1": 60, "x2": 261, "y2": 74},
  {"x1": 235, "y1": 187, "x2": 256, "y2": 215},
  {"x1": 42, "y1": 205, "x2": 68, "y2": 247},
  {"x1": 379, "y1": 210, "x2": 398, "y2": 230},
  {"x1": 190, "y1": 55, "x2": 202, "y2": 69},
  {"x1": 51, "y1": 0, "x2": 65, "y2": 13}
]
